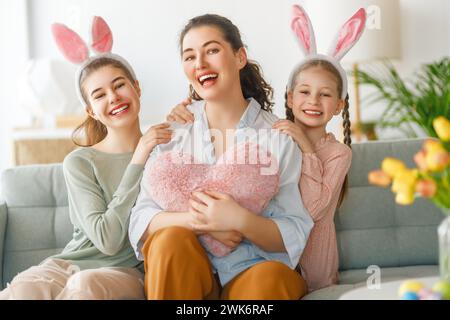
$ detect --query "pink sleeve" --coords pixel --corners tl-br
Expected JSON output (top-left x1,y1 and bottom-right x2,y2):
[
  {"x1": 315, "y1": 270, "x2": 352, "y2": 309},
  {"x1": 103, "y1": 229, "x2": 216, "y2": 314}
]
[{"x1": 300, "y1": 146, "x2": 352, "y2": 221}]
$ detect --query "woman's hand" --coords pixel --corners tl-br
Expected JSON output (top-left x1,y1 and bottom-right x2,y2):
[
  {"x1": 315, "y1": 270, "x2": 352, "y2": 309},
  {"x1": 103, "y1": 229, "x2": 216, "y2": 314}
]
[
  {"x1": 131, "y1": 123, "x2": 172, "y2": 165},
  {"x1": 272, "y1": 120, "x2": 314, "y2": 153},
  {"x1": 166, "y1": 97, "x2": 195, "y2": 124},
  {"x1": 188, "y1": 191, "x2": 250, "y2": 233},
  {"x1": 208, "y1": 231, "x2": 243, "y2": 249}
]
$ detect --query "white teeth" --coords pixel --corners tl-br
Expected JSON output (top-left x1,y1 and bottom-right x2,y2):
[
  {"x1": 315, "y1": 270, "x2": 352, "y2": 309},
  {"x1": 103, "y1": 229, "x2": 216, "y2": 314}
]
[
  {"x1": 304, "y1": 110, "x2": 322, "y2": 115},
  {"x1": 111, "y1": 105, "x2": 128, "y2": 115},
  {"x1": 199, "y1": 74, "x2": 218, "y2": 83}
]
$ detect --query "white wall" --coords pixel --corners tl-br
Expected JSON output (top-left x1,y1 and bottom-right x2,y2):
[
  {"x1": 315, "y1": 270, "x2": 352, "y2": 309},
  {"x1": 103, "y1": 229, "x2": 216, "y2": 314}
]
[
  {"x1": 0, "y1": 0, "x2": 449, "y2": 173},
  {"x1": 362, "y1": 0, "x2": 450, "y2": 139},
  {"x1": 0, "y1": 0, "x2": 30, "y2": 180},
  {"x1": 27, "y1": 0, "x2": 301, "y2": 123},
  {"x1": 26, "y1": 0, "x2": 449, "y2": 129}
]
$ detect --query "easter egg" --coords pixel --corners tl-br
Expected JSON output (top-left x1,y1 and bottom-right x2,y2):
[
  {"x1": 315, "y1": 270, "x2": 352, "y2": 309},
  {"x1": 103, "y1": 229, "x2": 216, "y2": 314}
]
[
  {"x1": 402, "y1": 292, "x2": 419, "y2": 300},
  {"x1": 398, "y1": 280, "x2": 425, "y2": 297},
  {"x1": 417, "y1": 288, "x2": 433, "y2": 300},
  {"x1": 432, "y1": 281, "x2": 450, "y2": 300}
]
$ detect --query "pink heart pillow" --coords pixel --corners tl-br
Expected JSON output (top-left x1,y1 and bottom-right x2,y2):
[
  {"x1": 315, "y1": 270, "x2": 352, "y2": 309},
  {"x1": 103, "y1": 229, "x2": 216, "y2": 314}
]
[{"x1": 147, "y1": 142, "x2": 280, "y2": 256}]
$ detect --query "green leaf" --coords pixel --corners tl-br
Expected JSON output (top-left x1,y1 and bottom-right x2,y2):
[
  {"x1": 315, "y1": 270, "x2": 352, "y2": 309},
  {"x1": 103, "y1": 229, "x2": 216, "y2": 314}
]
[{"x1": 354, "y1": 58, "x2": 450, "y2": 139}]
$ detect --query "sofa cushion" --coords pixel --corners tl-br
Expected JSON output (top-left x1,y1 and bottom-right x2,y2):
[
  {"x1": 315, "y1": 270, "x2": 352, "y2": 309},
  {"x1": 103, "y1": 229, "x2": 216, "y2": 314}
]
[
  {"x1": 1, "y1": 164, "x2": 68, "y2": 207},
  {"x1": 0, "y1": 164, "x2": 72, "y2": 288},
  {"x1": 336, "y1": 139, "x2": 443, "y2": 271}
]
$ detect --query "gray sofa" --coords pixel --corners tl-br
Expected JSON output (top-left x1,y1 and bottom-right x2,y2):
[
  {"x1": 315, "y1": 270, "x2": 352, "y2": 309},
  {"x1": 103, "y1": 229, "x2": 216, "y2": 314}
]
[{"x1": 0, "y1": 138, "x2": 442, "y2": 299}]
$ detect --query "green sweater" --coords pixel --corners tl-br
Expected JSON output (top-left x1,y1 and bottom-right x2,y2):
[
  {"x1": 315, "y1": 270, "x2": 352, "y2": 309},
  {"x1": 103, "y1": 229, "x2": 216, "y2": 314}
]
[{"x1": 50, "y1": 147, "x2": 144, "y2": 270}]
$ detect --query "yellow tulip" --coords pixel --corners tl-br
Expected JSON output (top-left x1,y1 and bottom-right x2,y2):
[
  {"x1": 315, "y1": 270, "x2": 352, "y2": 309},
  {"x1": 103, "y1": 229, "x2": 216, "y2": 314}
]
[
  {"x1": 382, "y1": 158, "x2": 406, "y2": 178},
  {"x1": 368, "y1": 170, "x2": 392, "y2": 187},
  {"x1": 395, "y1": 190, "x2": 415, "y2": 205},
  {"x1": 433, "y1": 116, "x2": 450, "y2": 141},
  {"x1": 391, "y1": 169, "x2": 417, "y2": 193},
  {"x1": 423, "y1": 139, "x2": 445, "y2": 153}
]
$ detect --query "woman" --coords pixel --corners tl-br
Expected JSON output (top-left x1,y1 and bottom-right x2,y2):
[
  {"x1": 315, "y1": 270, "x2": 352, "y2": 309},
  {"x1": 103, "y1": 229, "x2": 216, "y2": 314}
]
[
  {"x1": 129, "y1": 14, "x2": 313, "y2": 300},
  {"x1": 0, "y1": 17, "x2": 171, "y2": 300}
]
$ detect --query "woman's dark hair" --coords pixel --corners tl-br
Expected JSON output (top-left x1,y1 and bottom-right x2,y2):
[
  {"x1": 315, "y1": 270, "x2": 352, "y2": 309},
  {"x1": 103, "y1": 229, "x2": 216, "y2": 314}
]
[
  {"x1": 179, "y1": 14, "x2": 274, "y2": 112},
  {"x1": 284, "y1": 59, "x2": 351, "y2": 208},
  {"x1": 72, "y1": 57, "x2": 136, "y2": 147}
]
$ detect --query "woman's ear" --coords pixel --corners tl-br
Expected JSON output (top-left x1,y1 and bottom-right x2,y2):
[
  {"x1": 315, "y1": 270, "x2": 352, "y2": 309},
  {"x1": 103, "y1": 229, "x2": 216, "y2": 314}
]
[
  {"x1": 287, "y1": 91, "x2": 294, "y2": 109},
  {"x1": 237, "y1": 47, "x2": 247, "y2": 70},
  {"x1": 86, "y1": 106, "x2": 98, "y2": 120},
  {"x1": 134, "y1": 80, "x2": 141, "y2": 97}
]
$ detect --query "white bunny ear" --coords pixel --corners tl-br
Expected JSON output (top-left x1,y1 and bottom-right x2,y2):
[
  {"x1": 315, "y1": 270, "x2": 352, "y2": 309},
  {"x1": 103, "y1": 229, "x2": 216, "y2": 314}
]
[
  {"x1": 91, "y1": 16, "x2": 113, "y2": 53},
  {"x1": 291, "y1": 4, "x2": 317, "y2": 56},
  {"x1": 328, "y1": 8, "x2": 366, "y2": 61}
]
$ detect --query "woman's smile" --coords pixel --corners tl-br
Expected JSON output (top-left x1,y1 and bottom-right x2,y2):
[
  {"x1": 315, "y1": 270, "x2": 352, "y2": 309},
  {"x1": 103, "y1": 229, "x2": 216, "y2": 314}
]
[
  {"x1": 197, "y1": 71, "x2": 219, "y2": 88},
  {"x1": 109, "y1": 103, "x2": 130, "y2": 116}
]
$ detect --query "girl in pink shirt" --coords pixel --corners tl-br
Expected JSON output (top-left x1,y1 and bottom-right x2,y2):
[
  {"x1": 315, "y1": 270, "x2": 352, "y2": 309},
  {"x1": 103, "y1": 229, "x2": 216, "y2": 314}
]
[
  {"x1": 272, "y1": 60, "x2": 352, "y2": 292},
  {"x1": 271, "y1": 4, "x2": 366, "y2": 291},
  {"x1": 166, "y1": 4, "x2": 366, "y2": 293}
]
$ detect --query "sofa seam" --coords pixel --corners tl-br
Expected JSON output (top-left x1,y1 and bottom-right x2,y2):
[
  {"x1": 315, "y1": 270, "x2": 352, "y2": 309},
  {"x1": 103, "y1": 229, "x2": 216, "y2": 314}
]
[{"x1": 337, "y1": 224, "x2": 440, "y2": 232}]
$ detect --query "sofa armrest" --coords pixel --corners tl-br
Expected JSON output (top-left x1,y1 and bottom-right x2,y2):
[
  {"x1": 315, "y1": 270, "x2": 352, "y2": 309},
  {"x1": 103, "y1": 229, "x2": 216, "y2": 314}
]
[{"x1": 0, "y1": 199, "x2": 7, "y2": 289}]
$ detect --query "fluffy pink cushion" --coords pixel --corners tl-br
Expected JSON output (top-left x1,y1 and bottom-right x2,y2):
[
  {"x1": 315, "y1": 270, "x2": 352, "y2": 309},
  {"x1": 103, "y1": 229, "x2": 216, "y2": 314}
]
[{"x1": 147, "y1": 142, "x2": 280, "y2": 256}]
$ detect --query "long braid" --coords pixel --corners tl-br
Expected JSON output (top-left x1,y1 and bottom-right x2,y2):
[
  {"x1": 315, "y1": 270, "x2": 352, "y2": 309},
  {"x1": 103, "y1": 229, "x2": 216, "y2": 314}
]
[
  {"x1": 342, "y1": 94, "x2": 352, "y2": 148},
  {"x1": 337, "y1": 94, "x2": 351, "y2": 208}
]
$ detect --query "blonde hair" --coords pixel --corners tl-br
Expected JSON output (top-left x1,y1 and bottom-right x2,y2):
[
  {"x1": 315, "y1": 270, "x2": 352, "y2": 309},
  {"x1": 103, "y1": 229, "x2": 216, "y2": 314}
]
[
  {"x1": 284, "y1": 59, "x2": 351, "y2": 207},
  {"x1": 72, "y1": 57, "x2": 136, "y2": 147}
]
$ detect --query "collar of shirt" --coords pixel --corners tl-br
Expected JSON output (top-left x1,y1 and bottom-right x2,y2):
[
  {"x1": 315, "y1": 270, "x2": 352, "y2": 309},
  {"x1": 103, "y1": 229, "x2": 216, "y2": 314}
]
[
  {"x1": 192, "y1": 98, "x2": 262, "y2": 163},
  {"x1": 193, "y1": 97, "x2": 261, "y2": 131}
]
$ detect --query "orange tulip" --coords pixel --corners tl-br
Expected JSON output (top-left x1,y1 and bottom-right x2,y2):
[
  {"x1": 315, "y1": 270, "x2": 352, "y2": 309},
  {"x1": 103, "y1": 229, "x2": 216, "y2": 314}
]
[
  {"x1": 368, "y1": 170, "x2": 392, "y2": 187},
  {"x1": 414, "y1": 150, "x2": 428, "y2": 171},
  {"x1": 426, "y1": 148, "x2": 450, "y2": 172},
  {"x1": 415, "y1": 179, "x2": 437, "y2": 198}
]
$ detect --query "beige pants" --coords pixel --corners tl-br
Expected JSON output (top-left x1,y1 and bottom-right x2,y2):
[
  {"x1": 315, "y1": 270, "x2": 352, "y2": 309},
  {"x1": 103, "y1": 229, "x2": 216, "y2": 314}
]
[{"x1": 0, "y1": 258, "x2": 145, "y2": 300}]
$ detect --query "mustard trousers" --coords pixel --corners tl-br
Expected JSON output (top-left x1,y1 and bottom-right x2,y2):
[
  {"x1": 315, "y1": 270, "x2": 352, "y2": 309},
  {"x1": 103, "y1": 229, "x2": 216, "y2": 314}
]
[{"x1": 142, "y1": 226, "x2": 307, "y2": 300}]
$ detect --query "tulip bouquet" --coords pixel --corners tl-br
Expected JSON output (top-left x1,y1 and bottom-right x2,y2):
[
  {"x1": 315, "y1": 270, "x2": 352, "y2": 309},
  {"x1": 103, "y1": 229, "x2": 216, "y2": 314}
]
[{"x1": 368, "y1": 116, "x2": 450, "y2": 210}]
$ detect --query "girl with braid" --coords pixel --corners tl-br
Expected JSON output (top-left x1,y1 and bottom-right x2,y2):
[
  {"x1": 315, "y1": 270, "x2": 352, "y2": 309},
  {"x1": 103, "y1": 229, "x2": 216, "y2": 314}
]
[
  {"x1": 272, "y1": 59, "x2": 352, "y2": 292},
  {"x1": 167, "y1": 4, "x2": 366, "y2": 293},
  {"x1": 273, "y1": 5, "x2": 365, "y2": 291}
]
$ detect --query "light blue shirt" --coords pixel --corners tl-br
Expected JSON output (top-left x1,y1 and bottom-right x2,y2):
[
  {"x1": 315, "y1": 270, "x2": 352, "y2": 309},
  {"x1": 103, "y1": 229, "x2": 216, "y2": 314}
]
[{"x1": 129, "y1": 98, "x2": 313, "y2": 285}]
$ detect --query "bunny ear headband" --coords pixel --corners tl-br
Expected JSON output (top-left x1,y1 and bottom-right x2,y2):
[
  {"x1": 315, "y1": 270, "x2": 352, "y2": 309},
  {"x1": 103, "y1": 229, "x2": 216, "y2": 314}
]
[
  {"x1": 288, "y1": 5, "x2": 366, "y2": 99},
  {"x1": 51, "y1": 16, "x2": 137, "y2": 107}
]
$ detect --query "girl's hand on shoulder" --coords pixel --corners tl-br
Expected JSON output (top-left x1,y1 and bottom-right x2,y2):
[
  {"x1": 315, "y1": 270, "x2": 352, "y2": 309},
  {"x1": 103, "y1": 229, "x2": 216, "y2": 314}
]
[
  {"x1": 131, "y1": 123, "x2": 173, "y2": 165},
  {"x1": 166, "y1": 97, "x2": 195, "y2": 124},
  {"x1": 272, "y1": 119, "x2": 304, "y2": 143},
  {"x1": 272, "y1": 120, "x2": 314, "y2": 153}
]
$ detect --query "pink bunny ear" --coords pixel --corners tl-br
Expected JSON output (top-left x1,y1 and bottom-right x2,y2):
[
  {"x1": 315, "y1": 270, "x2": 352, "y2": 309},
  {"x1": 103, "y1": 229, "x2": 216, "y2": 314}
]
[
  {"x1": 91, "y1": 16, "x2": 113, "y2": 53},
  {"x1": 328, "y1": 8, "x2": 366, "y2": 61},
  {"x1": 291, "y1": 5, "x2": 317, "y2": 56},
  {"x1": 51, "y1": 23, "x2": 89, "y2": 64}
]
